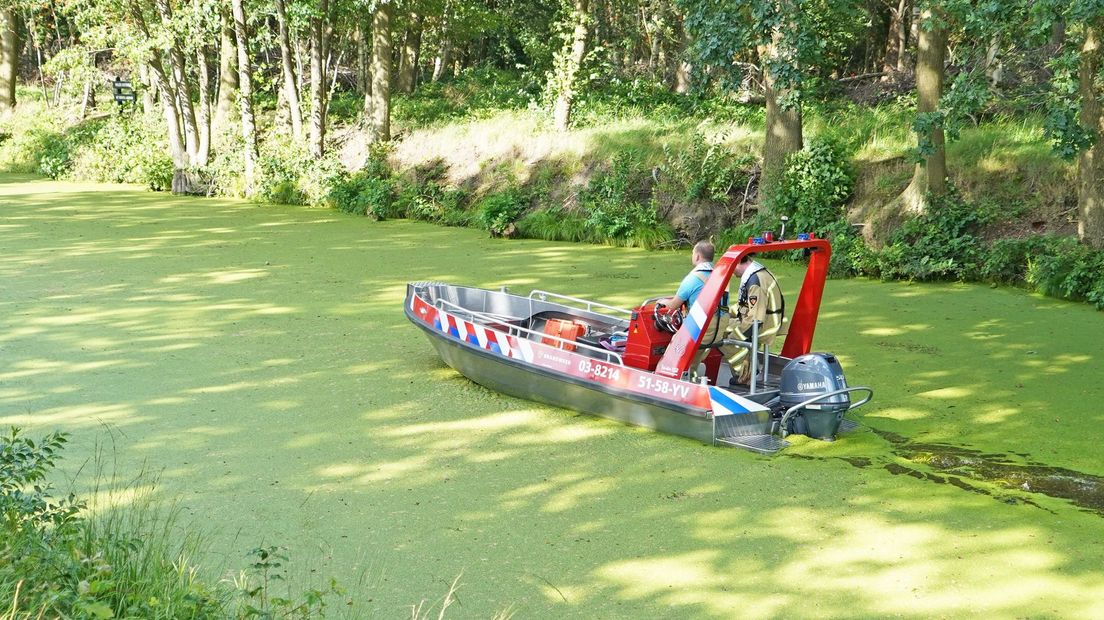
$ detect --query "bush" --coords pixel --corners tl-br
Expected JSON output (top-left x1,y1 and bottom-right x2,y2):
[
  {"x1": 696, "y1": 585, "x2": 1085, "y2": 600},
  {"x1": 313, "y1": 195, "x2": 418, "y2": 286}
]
[
  {"x1": 326, "y1": 143, "x2": 400, "y2": 219},
  {"x1": 877, "y1": 190, "x2": 994, "y2": 281},
  {"x1": 656, "y1": 131, "x2": 754, "y2": 205},
  {"x1": 771, "y1": 136, "x2": 854, "y2": 235},
  {"x1": 477, "y1": 187, "x2": 529, "y2": 235},
  {"x1": 0, "y1": 428, "x2": 223, "y2": 619},
  {"x1": 579, "y1": 151, "x2": 671, "y2": 246}
]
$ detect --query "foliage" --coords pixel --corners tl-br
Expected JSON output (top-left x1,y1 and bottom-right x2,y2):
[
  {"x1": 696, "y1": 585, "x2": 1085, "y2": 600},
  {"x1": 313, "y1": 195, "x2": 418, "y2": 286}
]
[
  {"x1": 877, "y1": 190, "x2": 995, "y2": 281},
  {"x1": 579, "y1": 151, "x2": 669, "y2": 245},
  {"x1": 391, "y1": 68, "x2": 537, "y2": 129},
  {"x1": 656, "y1": 131, "x2": 754, "y2": 205},
  {"x1": 326, "y1": 143, "x2": 398, "y2": 219},
  {"x1": 477, "y1": 186, "x2": 530, "y2": 235},
  {"x1": 0, "y1": 428, "x2": 222, "y2": 619},
  {"x1": 516, "y1": 207, "x2": 592, "y2": 243},
  {"x1": 255, "y1": 138, "x2": 344, "y2": 207},
  {"x1": 770, "y1": 136, "x2": 854, "y2": 232},
  {"x1": 233, "y1": 546, "x2": 348, "y2": 619}
]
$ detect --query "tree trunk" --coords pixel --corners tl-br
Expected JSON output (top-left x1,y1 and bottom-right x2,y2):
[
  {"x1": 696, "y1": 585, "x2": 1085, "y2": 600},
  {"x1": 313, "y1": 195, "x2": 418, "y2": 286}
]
[
  {"x1": 0, "y1": 9, "x2": 18, "y2": 113},
  {"x1": 397, "y1": 13, "x2": 423, "y2": 94},
  {"x1": 883, "y1": 0, "x2": 903, "y2": 73},
  {"x1": 984, "y1": 36, "x2": 1003, "y2": 91},
  {"x1": 356, "y1": 20, "x2": 370, "y2": 95},
  {"x1": 553, "y1": 0, "x2": 591, "y2": 131},
  {"x1": 1079, "y1": 23, "x2": 1104, "y2": 248},
  {"x1": 139, "y1": 63, "x2": 157, "y2": 112},
  {"x1": 231, "y1": 0, "x2": 258, "y2": 196},
  {"x1": 366, "y1": 1, "x2": 393, "y2": 142},
  {"x1": 154, "y1": 0, "x2": 202, "y2": 167},
  {"x1": 275, "y1": 0, "x2": 304, "y2": 139},
  {"x1": 432, "y1": 4, "x2": 451, "y2": 82},
  {"x1": 214, "y1": 8, "x2": 238, "y2": 136},
  {"x1": 195, "y1": 42, "x2": 211, "y2": 166},
  {"x1": 1049, "y1": 20, "x2": 1066, "y2": 54},
  {"x1": 760, "y1": 42, "x2": 803, "y2": 193},
  {"x1": 900, "y1": 8, "x2": 947, "y2": 212},
  {"x1": 895, "y1": 0, "x2": 909, "y2": 72},
  {"x1": 309, "y1": 0, "x2": 330, "y2": 157},
  {"x1": 672, "y1": 20, "x2": 691, "y2": 94}
]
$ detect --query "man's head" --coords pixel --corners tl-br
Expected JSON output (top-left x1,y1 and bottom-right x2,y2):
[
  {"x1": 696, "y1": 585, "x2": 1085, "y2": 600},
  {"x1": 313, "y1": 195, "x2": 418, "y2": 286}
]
[
  {"x1": 734, "y1": 254, "x2": 754, "y2": 276},
  {"x1": 691, "y1": 241, "x2": 715, "y2": 265}
]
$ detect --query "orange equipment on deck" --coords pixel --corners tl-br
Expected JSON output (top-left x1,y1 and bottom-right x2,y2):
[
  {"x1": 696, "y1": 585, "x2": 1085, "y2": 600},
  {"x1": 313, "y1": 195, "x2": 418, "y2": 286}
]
[{"x1": 541, "y1": 319, "x2": 585, "y2": 352}]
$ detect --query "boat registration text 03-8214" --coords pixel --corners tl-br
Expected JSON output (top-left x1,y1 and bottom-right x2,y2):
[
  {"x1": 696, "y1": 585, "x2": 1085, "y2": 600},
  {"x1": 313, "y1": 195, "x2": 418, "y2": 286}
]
[{"x1": 578, "y1": 358, "x2": 622, "y2": 381}]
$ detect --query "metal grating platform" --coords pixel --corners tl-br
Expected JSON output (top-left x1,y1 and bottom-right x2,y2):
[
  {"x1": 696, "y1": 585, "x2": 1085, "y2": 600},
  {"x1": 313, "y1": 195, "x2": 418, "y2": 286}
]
[{"x1": 716, "y1": 434, "x2": 789, "y2": 454}]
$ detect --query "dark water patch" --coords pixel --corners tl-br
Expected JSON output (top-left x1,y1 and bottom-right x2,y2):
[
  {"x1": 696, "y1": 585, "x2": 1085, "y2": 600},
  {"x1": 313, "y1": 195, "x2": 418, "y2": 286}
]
[
  {"x1": 841, "y1": 456, "x2": 872, "y2": 468},
  {"x1": 875, "y1": 340, "x2": 941, "y2": 355},
  {"x1": 872, "y1": 429, "x2": 1102, "y2": 516}
]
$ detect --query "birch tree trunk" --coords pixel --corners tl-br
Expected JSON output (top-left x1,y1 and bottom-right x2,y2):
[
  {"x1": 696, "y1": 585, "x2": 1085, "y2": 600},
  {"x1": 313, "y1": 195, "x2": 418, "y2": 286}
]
[
  {"x1": 195, "y1": 42, "x2": 211, "y2": 166},
  {"x1": 553, "y1": 0, "x2": 590, "y2": 131},
  {"x1": 900, "y1": 7, "x2": 947, "y2": 212},
  {"x1": 432, "y1": 4, "x2": 451, "y2": 82},
  {"x1": 276, "y1": 0, "x2": 304, "y2": 139},
  {"x1": 366, "y1": 1, "x2": 393, "y2": 142},
  {"x1": 231, "y1": 0, "x2": 258, "y2": 195},
  {"x1": 1079, "y1": 23, "x2": 1104, "y2": 248},
  {"x1": 0, "y1": 9, "x2": 18, "y2": 114}
]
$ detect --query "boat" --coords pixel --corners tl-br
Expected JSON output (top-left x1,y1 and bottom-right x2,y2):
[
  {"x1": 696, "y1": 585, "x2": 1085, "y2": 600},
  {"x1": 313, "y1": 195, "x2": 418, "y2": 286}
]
[{"x1": 404, "y1": 235, "x2": 872, "y2": 453}]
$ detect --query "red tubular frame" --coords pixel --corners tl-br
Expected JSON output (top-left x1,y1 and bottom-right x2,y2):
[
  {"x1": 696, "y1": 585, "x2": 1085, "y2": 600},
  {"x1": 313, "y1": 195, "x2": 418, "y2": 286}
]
[{"x1": 653, "y1": 238, "x2": 832, "y2": 379}]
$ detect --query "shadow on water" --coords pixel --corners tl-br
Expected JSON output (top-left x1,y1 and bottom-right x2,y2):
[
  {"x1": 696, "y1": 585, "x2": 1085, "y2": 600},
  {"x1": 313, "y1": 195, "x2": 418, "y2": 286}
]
[{"x1": 796, "y1": 428, "x2": 1104, "y2": 517}]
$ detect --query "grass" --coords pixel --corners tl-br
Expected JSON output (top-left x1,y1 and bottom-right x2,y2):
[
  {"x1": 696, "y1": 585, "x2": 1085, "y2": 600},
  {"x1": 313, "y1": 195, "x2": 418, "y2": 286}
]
[{"x1": 3, "y1": 175, "x2": 1104, "y2": 617}]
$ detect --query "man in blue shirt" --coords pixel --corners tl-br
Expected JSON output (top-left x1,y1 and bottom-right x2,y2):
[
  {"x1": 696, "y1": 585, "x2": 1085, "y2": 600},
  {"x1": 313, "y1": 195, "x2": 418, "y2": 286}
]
[{"x1": 658, "y1": 241, "x2": 731, "y2": 369}]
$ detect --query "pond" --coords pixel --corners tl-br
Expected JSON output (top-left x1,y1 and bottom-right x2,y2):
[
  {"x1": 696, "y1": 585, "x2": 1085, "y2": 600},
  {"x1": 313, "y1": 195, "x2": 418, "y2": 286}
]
[{"x1": 2, "y1": 174, "x2": 1103, "y2": 617}]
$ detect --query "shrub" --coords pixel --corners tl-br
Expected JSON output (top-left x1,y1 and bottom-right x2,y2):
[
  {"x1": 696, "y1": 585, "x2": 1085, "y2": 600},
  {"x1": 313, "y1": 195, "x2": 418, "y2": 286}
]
[
  {"x1": 477, "y1": 187, "x2": 529, "y2": 235},
  {"x1": 0, "y1": 428, "x2": 224, "y2": 619},
  {"x1": 771, "y1": 136, "x2": 855, "y2": 235},
  {"x1": 877, "y1": 190, "x2": 994, "y2": 281},
  {"x1": 656, "y1": 131, "x2": 753, "y2": 205},
  {"x1": 516, "y1": 207, "x2": 592, "y2": 242},
  {"x1": 579, "y1": 151, "x2": 670, "y2": 246},
  {"x1": 326, "y1": 143, "x2": 399, "y2": 219}
]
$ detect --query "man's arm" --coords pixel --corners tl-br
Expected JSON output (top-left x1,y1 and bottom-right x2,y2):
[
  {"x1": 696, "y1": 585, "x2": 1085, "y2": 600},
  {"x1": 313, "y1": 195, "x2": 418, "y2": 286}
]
[{"x1": 657, "y1": 295, "x2": 685, "y2": 310}]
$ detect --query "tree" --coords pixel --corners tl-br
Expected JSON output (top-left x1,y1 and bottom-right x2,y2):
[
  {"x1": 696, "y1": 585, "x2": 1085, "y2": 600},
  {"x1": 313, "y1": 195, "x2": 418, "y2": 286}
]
[
  {"x1": 231, "y1": 0, "x2": 258, "y2": 195},
  {"x1": 309, "y1": 0, "x2": 330, "y2": 156},
  {"x1": 214, "y1": 6, "x2": 238, "y2": 137},
  {"x1": 899, "y1": 6, "x2": 947, "y2": 212},
  {"x1": 0, "y1": 7, "x2": 17, "y2": 114},
  {"x1": 365, "y1": 0, "x2": 393, "y2": 143},
  {"x1": 1076, "y1": 18, "x2": 1104, "y2": 246},
  {"x1": 276, "y1": 0, "x2": 304, "y2": 139},
  {"x1": 551, "y1": 0, "x2": 590, "y2": 131}
]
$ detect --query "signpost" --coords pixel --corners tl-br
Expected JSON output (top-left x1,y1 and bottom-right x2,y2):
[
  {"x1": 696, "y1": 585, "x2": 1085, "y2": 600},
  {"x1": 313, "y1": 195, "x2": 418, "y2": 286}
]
[{"x1": 112, "y1": 77, "x2": 136, "y2": 104}]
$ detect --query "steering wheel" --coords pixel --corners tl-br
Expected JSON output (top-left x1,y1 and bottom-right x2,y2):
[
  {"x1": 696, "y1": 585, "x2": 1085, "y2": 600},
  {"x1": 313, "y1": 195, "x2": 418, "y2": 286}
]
[{"x1": 653, "y1": 305, "x2": 683, "y2": 334}]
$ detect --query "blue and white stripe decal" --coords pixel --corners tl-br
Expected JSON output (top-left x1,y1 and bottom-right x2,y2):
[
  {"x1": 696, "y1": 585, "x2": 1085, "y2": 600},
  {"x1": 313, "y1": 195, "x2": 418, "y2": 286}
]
[
  {"x1": 708, "y1": 386, "x2": 753, "y2": 416},
  {"x1": 685, "y1": 301, "x2": 708, "y2": 340}
]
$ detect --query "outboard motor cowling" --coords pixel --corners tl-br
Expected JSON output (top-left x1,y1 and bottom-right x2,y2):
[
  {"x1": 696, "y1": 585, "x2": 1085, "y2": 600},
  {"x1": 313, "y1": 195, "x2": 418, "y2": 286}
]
[{"x1": 779, "y1": 353, "x2": 850, "y2": 440}]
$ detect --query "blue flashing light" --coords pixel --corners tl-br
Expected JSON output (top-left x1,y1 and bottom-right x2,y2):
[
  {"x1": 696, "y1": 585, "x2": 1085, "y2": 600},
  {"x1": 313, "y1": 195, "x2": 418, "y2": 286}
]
[
  {"x1": 796, "y1": 233, "x2": 810, "y2": 241},
  {"x1": 752, "y1": 237, "x2": 766, "y2": 244}
]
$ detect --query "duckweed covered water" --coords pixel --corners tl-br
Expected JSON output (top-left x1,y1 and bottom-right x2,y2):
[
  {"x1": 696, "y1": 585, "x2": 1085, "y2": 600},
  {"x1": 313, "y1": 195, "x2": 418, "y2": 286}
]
[{"x1": 3, "y1": 174, "x2": 1104, "y2": 618}]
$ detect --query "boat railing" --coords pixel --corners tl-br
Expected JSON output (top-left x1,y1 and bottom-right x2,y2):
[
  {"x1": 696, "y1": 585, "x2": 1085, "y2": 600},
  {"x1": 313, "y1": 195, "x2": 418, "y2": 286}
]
[
  {"x1": 433, "y1": 298, "x2": 625, "y2": 366},
  {"x1": 527, "y1": 290, "x2": 633, "y2": 319}
]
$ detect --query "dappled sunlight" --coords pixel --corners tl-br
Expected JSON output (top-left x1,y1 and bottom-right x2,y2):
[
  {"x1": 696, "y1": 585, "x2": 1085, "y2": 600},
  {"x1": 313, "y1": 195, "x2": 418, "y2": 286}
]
[
  {"x1": 0, "y1": 402, "x2": 143, "y2": 427},
  {"x1": 4, "y1": 177, "x2": 1104, "y2": 617}
]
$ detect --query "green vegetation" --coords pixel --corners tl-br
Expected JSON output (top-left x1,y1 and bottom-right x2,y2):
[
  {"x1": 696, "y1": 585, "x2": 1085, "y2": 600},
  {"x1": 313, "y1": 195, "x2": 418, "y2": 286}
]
[{"x1": 3, "y1": 176, "x2": 1104, "y2": 617}]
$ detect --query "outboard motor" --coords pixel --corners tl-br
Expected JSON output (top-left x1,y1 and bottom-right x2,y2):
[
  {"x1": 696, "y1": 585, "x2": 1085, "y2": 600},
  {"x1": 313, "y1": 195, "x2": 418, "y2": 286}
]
[{"x1": 779, "y1": 353, "x2": 851, "y2": 440}]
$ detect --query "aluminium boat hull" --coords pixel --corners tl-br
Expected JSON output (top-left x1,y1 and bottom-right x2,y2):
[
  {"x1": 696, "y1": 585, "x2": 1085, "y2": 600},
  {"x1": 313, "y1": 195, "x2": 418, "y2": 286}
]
[{"x1": 405, "y1": 282, "x2": 777, "y2": 448}]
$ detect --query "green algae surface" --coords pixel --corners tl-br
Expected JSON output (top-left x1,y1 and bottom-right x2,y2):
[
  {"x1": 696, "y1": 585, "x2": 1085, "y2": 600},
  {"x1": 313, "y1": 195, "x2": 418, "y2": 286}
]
[{"x1": 2, "y1": 173, "x2": 1104, "y2": 618}]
